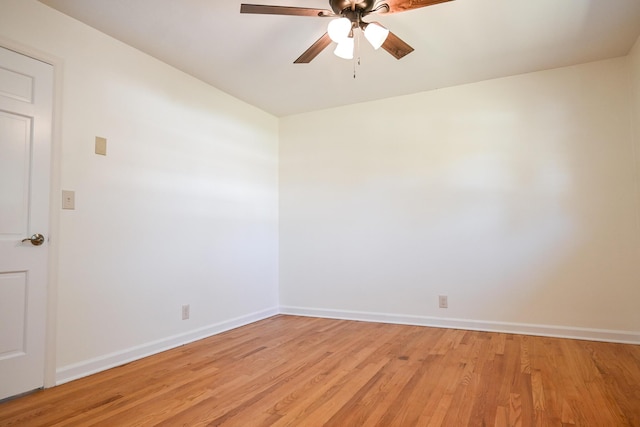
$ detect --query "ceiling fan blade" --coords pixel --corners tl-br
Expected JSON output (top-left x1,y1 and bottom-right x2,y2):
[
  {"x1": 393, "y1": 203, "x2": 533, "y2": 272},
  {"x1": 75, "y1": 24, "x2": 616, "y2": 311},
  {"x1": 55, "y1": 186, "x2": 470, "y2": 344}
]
[
  {"x1": 381, "y1": 31, "x2": 414, "y2": 59},
  {"x1": 294, "y1": 33, "x2": 332, "y2": 63},
  {"x1": 382, "y1": 0, "x2": 453, "y2": 14},
  {"x1": 240, "y1": 4, "x2": 333, "y2": 17}
]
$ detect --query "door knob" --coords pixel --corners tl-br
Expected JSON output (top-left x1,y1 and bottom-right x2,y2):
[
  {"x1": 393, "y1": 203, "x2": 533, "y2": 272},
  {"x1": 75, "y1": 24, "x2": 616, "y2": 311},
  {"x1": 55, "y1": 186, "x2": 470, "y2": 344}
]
[{"x1": 22, "y1": 233, "x2": 45, "y2": 246}]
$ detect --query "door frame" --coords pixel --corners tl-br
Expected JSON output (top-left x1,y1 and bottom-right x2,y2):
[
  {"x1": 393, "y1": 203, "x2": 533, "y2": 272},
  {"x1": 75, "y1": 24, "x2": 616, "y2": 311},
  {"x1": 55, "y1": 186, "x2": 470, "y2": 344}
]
[{"x1": 0, "y1": 36, "x2": 62, "y2": 389}]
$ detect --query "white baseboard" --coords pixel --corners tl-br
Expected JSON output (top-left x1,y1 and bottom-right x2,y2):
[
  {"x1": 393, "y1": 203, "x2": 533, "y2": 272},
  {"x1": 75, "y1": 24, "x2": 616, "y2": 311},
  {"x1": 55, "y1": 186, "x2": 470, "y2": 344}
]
[
  {"x1": 279, "y1": 305, "x2": 640, "y2": 345},
  {"x1": 55, "y1": 307, "x2": 279, "y2": 385},
  {"x1": 55, "y1": 304, "x2": 639, "y2": 386}
]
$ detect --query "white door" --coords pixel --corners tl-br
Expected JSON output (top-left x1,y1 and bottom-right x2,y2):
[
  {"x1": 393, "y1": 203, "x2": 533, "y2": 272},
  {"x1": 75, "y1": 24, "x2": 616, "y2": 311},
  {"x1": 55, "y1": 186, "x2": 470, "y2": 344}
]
[{"x1": 0, "y1": 46, "x2": 53, "y2": 400}]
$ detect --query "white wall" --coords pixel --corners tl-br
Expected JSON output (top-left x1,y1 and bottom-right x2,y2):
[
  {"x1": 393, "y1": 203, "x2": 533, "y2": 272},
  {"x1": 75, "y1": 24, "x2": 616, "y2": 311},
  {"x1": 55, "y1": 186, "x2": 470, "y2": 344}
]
[
  {"x1": 632, "y1": 37, "x2": 640, "y2": 213},
  {"x1": 0, "y1": 0, "x2": 279, "y2": 381},
  {"x1": 280, "y1": 57, "x2": 640, "y2": 339}
]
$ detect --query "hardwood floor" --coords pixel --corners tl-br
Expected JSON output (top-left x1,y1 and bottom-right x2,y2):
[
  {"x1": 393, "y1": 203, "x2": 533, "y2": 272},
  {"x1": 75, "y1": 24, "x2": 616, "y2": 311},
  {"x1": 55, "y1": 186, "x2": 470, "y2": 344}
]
[{"x1": 1, "y1": 315, "x2": 639, "y2": 426}]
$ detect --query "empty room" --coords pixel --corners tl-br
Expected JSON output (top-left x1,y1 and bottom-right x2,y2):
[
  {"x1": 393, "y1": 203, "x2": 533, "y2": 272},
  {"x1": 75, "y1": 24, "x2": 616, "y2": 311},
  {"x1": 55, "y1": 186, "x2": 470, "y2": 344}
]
[{"x1": 1, "y1": 0, "x2": 639, "y2": 425}]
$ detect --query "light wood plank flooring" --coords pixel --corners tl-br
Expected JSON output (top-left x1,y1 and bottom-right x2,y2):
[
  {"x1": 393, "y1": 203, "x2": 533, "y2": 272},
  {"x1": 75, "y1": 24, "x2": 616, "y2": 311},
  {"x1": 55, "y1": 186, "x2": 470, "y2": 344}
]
[{"x1": 1, "y1": 315, "x2": 639, "y2": 426}]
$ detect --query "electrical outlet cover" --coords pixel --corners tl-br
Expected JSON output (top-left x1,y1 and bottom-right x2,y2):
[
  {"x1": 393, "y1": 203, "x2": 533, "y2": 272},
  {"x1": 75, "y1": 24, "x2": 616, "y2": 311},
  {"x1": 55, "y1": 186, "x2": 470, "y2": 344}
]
[{"x1": 438, "y1": 295, "x2": 448, "y2": 309}]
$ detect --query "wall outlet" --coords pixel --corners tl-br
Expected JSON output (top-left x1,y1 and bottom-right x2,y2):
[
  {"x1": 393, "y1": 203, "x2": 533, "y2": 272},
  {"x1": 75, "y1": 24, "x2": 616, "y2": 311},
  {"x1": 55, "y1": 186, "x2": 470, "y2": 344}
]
[
  {"x1": 181, "y1": 304, "x2": 190, "y2": 320},
  {"x1": 438, "y1": 295, "x2": 448, "y2": 309}
]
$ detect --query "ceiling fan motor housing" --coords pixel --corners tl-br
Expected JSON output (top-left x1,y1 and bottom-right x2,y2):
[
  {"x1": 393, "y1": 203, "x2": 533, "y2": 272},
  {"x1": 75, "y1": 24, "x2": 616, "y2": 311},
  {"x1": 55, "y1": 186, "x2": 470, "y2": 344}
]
[{"x1": 330, "y1": 0, "x2": 376, "y2": 15}]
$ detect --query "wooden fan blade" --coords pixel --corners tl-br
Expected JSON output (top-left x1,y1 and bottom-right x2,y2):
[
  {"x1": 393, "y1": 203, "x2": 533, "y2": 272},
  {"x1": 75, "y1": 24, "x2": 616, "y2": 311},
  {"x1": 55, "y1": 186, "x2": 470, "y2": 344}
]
[
  {"x1": 240, "y1": 4, "x2": 333, "y2": 17},
  {"x1": 294, "y1": 33, "x2": 332, "y2": 63},
  {"x1": 383, "y1": 0, "x2": 453, "y2": 14},
  {"x1": 381, "y1": 31, "x2": 414, "y2": 59}
]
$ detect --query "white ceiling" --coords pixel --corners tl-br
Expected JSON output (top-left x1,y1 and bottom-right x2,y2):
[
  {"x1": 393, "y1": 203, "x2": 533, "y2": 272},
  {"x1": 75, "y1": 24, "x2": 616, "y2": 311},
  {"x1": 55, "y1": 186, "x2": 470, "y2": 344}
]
[{"x1": 39, "y1": 0, "x2": 640, "y2": 117}]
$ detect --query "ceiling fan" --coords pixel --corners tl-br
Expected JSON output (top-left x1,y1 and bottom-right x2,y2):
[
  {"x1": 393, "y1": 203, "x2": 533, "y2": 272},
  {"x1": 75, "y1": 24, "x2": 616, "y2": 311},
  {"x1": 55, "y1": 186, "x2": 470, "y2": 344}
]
[{"x1": 240, "y1": 0, "x2": 454, "y2": 63}]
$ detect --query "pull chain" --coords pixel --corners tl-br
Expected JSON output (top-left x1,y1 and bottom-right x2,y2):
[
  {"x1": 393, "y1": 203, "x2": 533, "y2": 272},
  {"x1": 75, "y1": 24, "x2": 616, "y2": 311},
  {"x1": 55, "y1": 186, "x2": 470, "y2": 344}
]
[{"x1": 353, "y1": 32, "x2": 361, "y2": 79}]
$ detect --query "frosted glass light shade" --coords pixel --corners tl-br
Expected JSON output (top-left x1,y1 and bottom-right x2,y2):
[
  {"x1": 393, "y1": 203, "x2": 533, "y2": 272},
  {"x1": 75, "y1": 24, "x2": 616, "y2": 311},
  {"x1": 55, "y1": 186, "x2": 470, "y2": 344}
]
[
  {"x1": 328, "y1": 18, "x2": 352, "y2": 43},
  {"x1": 334, "y1": 37, "x2": 354, "y2": 59},
  {"x1": 364, "y1": 22, "x2": 389, "y2": 50}
]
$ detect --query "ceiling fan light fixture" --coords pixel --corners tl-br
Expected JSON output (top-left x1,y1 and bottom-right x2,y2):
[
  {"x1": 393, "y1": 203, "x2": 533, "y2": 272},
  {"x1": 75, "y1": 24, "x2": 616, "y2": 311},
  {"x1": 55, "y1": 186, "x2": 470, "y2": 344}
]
[
  {"x1": 364, "y1": 22, "x2": 389, "y2": 50},
  {"x1": 327, "y1": 17, "x2": 352, "y2": 43},
  {"x1": 334, "y1": 37, "x2": 354, "y2": 59}
]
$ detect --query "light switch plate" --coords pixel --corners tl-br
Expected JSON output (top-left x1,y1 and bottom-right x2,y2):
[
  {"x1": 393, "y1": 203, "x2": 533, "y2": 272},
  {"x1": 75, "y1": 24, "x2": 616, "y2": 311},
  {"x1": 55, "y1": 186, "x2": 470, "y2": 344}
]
[
  {"x1": 62, "y1": 190, "x2": 75, "y2": 210},
  {"x1": 95, "y1": 136, "x2": 107, "y2": 156}
]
